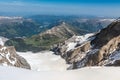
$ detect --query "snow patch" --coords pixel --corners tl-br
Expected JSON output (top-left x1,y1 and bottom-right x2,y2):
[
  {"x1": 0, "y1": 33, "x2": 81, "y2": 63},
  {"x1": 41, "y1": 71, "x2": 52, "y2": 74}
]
[
  {"x1": 6, "y1": 52, "x2": 16, "y2": 65},
  {"x1": 75, "y1": 33, "x2": 94, "y2": 44},
  {"x1": 0, "y1": 38, "x2": 4, "y2": 46},
  {"x1": 0, "y1": 47, "x2": 7, "y2": 51},
  {"x1": 66, "y1": 42, "x2": 77, "y2": 51},
  {"x1": 2, "y1": 62, "x2": 8, "y2": 67},
  {"x1": 0, "y1": 16, "x2": 22, "y2": 20},
  {"x1": 99, "y1": 19, "x2": 115, "y2": 22},
  {"x1": 0, "y1": 37, "x2": 8, "y2": 46},
  {"x1": 65, "y1": 33, "x2": 94, "y2": 51}
]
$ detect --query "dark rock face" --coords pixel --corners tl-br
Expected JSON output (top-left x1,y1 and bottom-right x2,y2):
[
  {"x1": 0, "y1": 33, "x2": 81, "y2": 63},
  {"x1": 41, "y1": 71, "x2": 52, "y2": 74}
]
[
  {"x1": 0, "y1": 45, "x2": 31, "y2": 69},
  {"x1": 51, "y1": 34, "x2": 94, "y2": 68},
  {"x1": 71, "y1": 20, "x2": 120, "y2": 69},
  {"x1": 53, "y1": 19, "x2": 120, "y2": 70},
  {"x1": 91, "y1": 20, "x2": 120, "y2": 48},
  {"x1": 65, "y1": 41, "x2": 91, "y2": 64}
]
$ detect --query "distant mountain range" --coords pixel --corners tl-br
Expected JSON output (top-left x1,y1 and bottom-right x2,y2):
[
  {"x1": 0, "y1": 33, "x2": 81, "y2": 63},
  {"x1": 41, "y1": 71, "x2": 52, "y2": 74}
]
[
  {"x1": 5, "y1": 16, "x2": 114, "y2": 52},
  {"x1": 29, "y1": 15, "x2": 115, "y2": 33},
  {"x1": 5, "y1": 22, "x2": 82, "y2": 52},
  {"x1": 52, "y1": 19, "x2": 120, "y2": 69},
  {"x1": 0, "y1": 15, "x2": 115, "y2": 38},
  {"x1": 1, "y1": 15, "x2": 120, "y2": 71},
  {"x1": 6, "y1": 17, "x2": 120, "y2": 70},
  {"x1": 0, "y1": 15, "x2": 114, "y2": 52},
  {"x1": 0, "y1": 17, "x2": 41, "y2": 38}
]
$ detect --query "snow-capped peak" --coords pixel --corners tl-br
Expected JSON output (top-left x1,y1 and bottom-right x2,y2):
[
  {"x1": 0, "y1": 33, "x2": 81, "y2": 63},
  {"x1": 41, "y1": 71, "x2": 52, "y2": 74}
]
[
  {"x1": 0, "y1": 37, "x2": 8, "y2": 46},
  {"x1": 0, "y1": 16, "x2": 22, "y2": 20},
  {"x1": 66, "y1": 33, "x2": 94, "y2": 51},
  {"x1": 0, "y1": 45, "x2": 31, "y2": 69}
]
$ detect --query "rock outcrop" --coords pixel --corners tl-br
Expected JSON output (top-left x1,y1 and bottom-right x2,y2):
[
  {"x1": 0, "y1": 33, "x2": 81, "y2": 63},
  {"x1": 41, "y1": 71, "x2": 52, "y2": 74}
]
[
  {"x1": 52, "y1": 33, "x2": 94, "y2": 66},
  {"x1": 71, "y1": 19, "x2": 120, "y2": 69},
  {"x1": 52, "y1": 19, "x2": 120, "y2": 69},
  {"x1": 40, "y1": 22, "x2": 75, "y2": 38},
  {"x1": 0, "y1": 45, "x2": 31, "y2": 69},
  {"x1": 66, "y1": 41, "x2": 91, "y2": 64}
]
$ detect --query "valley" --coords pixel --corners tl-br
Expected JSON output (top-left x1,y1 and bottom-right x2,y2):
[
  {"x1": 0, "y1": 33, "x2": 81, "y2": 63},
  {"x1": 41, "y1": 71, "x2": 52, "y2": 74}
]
[
  {"x1": 0, "y1": 15, "x2": 120, "y2": 80},
  {"x1": 0, "y1": 0, "x2": 120, "y2": 80}
]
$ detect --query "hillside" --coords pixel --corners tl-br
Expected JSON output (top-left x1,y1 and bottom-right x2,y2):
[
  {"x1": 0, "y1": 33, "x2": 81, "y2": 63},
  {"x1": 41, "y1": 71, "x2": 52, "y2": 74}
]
[
  {"x1": 0, "y1": 16, "x2": 114, "y2": 38},
  {"x1": 53, "y1": 18, "x2": 120, "y2": 69},
  {"x1": 2, "y1": 16, "x2": 115, "y2": 52},
  {"x1": 0, "y1": 16, "x2": 44, "y2": 38},
  {"x1": 0, "y1": 45, "x2": 30, "y2": 69},
  {"x1": 5, "y1": 22, "x2": 86, "y2": 52}
]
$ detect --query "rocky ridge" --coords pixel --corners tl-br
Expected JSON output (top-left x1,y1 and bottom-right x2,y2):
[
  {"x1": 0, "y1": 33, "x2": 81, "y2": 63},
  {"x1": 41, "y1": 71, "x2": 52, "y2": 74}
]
[
  {"x1": 53, "y1": 19, "x2": 120, "y2": 69},
  {"x1": 5, "y1": 22, "x2": 86, "y2": 52},
  {"x1": 0, "y1": 45, "x2": 31, "y2": 69},
  {"x1": 52, "y1": 33, "x2": 95, "y2": 65},
  {"x1": 0, "y1": 37, "x2": 31, "y2": 69},
  {"x1": 72, "y1": 19, "x2": 120, "y2": 69}
]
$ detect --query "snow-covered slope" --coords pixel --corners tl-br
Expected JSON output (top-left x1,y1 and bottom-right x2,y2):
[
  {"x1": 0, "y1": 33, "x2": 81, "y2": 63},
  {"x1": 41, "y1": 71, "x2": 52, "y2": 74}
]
[
  {"x1": 66, "y1": 33, "x2": 94, "y2": 51},
  {"x1": 18, "y1": 51, "x2": 69, "y2": 71},
  {"x1": 67, "y1": 19, "x2": 120, "y2": 69},
  {"x1": 0, "y1": 16, "x2": 22, "y2": 20},
  {"x1": 0, "y1": 45, "x2": 31, "y2": 69},
  {"x1": 99, "y1": 19, "x2": 115, "y2": 22},
  {"x1": 16, "y1": 33, "x2": 94, "y2": 71},
  {"x1": 0, "y1": 66, "x2": 120, "y2": 80},
  {"x1": 54, "y1": 33, "x2": 94, "y2": 53},
  {"x1": 52, "y1": 33, "x2": 95, "y2": 64},
  {"x1": 0, "y1": 37, "x2": 8, "y2": 46}
]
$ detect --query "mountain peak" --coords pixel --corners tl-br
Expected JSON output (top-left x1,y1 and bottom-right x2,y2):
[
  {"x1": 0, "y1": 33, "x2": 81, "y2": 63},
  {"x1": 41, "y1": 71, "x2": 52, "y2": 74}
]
[
  {"x1": 52, "y1": 18, "x2": 120, "y2": 69},
  {"x1": 91, "y1": 19, "x2": 120, "y2": 48},
  {"x1": 40, "y1": 22, "x2": 75, "y2": 38},
  {"x1": 0, "y1": 45, "x2": 31, "y2": 69}
]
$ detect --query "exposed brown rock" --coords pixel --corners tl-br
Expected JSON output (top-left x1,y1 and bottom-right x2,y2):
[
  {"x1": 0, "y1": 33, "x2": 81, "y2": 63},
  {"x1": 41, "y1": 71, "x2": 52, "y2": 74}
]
[
  {"x1": 63, "y1": 41, "x2": 91, "y2": 64},
  {"x1": 91, "y1": 21, "x2": 120, "y2": 48},
  {"x1": 81, "y1": 42, "x2": 91, "y2": 52},
  {"x1": 72, "y1": 20, "x2": 120, "y2": 69},
  {"x1": 40, "y1": 22, "x2": 75, "y2": 39},
  {"x1": 0, "y1": 45, "x2": 31, "y2": 69}
]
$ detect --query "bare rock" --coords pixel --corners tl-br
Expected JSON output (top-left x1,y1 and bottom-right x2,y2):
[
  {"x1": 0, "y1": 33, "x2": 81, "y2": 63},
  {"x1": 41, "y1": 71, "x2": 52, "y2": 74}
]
[
  {"x1": 72, "y1": 20, "x2": 120, "y2": 69},
  {"x1": 0, "y1": 45, "x2": 31, "y2": 69}
]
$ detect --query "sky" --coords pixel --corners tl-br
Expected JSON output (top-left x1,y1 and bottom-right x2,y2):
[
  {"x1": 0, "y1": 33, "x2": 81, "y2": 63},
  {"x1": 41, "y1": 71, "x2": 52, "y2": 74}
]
[{"x1": 0, "y1": 0, "x2": 120, "y2": 17}]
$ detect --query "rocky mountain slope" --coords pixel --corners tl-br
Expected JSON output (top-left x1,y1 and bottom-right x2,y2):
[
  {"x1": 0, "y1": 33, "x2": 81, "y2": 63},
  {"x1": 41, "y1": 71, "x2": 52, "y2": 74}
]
[
  {"x1": 52, "y1": 19, "x2": 120, "y2": 69},
  {"x1": 5, "y1": 22, "x2": 86, "y2": 52},
  {"x1": 75, "y1": 19, "x2": 120, "y2": 68},
  {"x1": 4, "y1": 16, "x2": 114, "y2": 52},
  {"x1": 0, "y1": 45, "x2": 31, "y2": 69},
  {"x1": 0, "y1": 37, "x2": 31, "y2": 69},
  {"x1": 52, "y1": 33, "x2": 95, "y2": 65}
]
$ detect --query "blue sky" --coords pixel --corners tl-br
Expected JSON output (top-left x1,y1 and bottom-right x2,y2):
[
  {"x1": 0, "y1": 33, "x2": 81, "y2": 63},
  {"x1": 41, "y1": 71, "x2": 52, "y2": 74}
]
[{"x1": 0, "y1": 0, "x2": 120, "y2": 16}]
